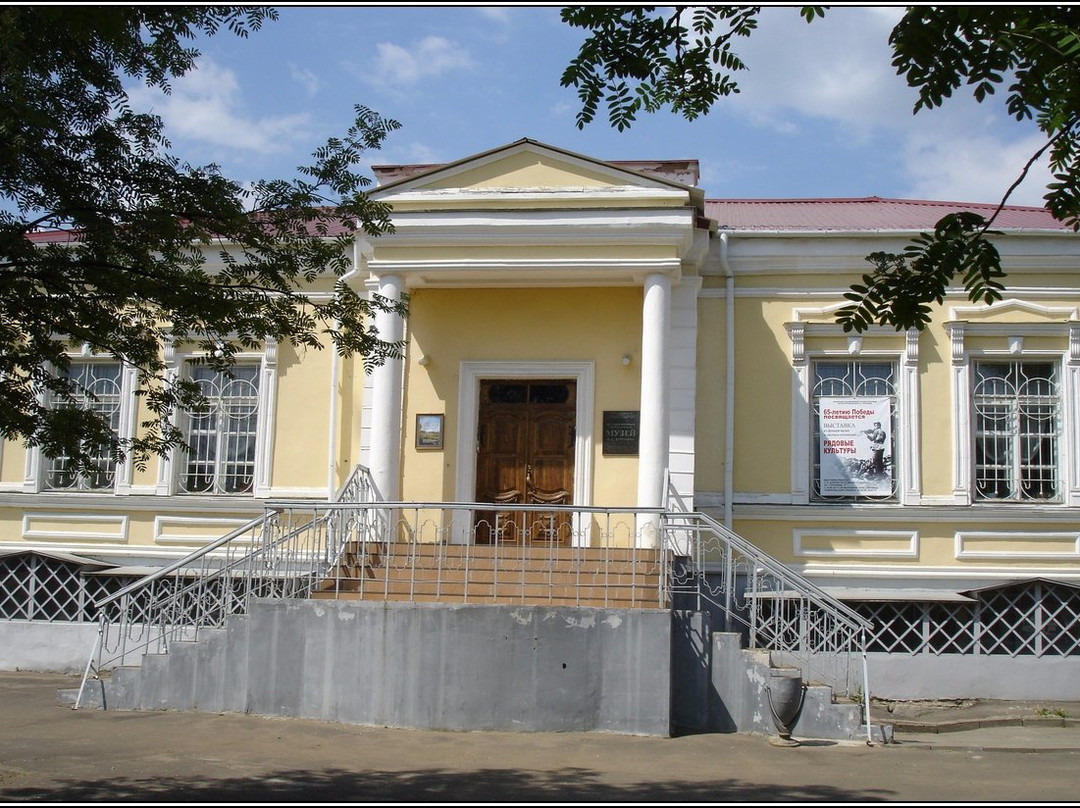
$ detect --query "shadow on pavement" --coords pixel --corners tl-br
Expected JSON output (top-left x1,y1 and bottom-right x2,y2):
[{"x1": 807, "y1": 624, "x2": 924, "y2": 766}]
[{"x1": 3, "y1": 766, "x2": 895, "y2": 803}]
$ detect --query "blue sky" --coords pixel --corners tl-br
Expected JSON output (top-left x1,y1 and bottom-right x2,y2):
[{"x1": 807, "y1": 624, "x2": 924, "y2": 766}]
[{"x1": 127, "y1": 5, "x2": 1053, "y2": 206}]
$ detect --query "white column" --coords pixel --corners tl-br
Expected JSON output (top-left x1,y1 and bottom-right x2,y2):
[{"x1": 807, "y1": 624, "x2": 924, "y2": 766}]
[
  {"x1": 369, "y1": 274, "x2": 405, "y2": 501},
  {"x1": 637, "y1": 273, "x2": 671, "y2": 547}
]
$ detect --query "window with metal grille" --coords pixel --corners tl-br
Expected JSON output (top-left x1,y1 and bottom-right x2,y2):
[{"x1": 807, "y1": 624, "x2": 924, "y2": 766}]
[
  {"x1": 811, "y1": 360, "x2": 898, "y2": 501},
  {"x1": 972, "y1": 361, "x2": 1059, "y2": 502},
  {"x1": 44, "y1": 362, "x2": 123, "y2": 491},
  {"x1": 179, "y1": 364, "x2": 260, "y2": 494}
]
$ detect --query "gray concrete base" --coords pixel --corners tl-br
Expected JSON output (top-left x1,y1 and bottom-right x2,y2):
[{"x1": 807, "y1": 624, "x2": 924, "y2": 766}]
[
  {"x1": 79, "y1": 599, "x2": 674, "y2": 736},
  {"x1": 58, "y1": 604, "x2": 865, "y2": 740},
  {"x1": 864, "y1": 653, "x2": 1080, "y2": 701},
  {"x1": 0, "y1": 621, "x2": 100, "y2": 674},
  {"x1": 771, "y1": 651, "x2": 1080, "y2": 701}
]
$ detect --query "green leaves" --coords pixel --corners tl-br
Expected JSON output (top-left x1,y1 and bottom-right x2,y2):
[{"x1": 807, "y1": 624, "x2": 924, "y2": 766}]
[
  {"x1": 560, "y1": 6, "x2": 1080, "y2": 336},
  {"x1": 837, "y1": 213, "x2": 1005, "y2": 332},
  {"x1": 559, "y1": 6, "x2": 760, "y2": 130},
  {"x1": 0, "y1": 8, "x2": 402, "y2": 475}
]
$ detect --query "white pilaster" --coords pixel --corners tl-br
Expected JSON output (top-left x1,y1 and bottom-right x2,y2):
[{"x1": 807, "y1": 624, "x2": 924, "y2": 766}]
[
  {"x1": 369, "y1": 274, "x2": 406, "y2": 501},
  {"x1": 947, "y1": 322, "x2": 972, "y2": 505},
  {"x1": 900, "y1": 328, "x2": 921, "y2": 504}
]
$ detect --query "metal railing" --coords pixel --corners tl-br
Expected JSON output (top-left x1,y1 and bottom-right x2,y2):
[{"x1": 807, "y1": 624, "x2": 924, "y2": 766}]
[
  {"x1": 75, "y1": 470, "x2": 871, "y2": 739},
  {"x1": 297, "y1": 501, "x2": 668, "y2": 607},
  {"x1": 74, "y1": 466, "x2": 382, "y2": 708},
  {"x1": 663, "y1": 510, "x2": 873, "y2": 742}
]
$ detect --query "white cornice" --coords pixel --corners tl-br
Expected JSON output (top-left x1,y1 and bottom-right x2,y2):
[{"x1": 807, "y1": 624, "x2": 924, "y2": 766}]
[
  {"x1": 368, "y1": 257, "x2": 684, "y2": 288},
  {"x1": 0, "y1": 493, "x2": 265, "y2": 514},
  {"x1": 706, "y1": 230, "x2": 1079, "y2": 275},
  {"x1": 714, "y1": 227, "x2": 1077, "y2": 239},
  {"x1": 712, "y1": 254, "x2": 1080, "y2": 275},
  {"x1": 373, "y1": 208, "x2": 697, "y2": 242},
  {"x1": 698, "y1": 287, "x2": 1080, "y2": 300},
  {"x1": 383, "y1": 187, "x2": 691, "y2": 206}
]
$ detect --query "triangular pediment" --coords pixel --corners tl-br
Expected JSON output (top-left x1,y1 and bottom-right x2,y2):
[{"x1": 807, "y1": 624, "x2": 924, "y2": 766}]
[
  {"x1": 371, "y1": 139, "x2": 699, "y2": 206},
  {"x1": 950, "y1": 298, "x2": 1079, "y2": 324}
]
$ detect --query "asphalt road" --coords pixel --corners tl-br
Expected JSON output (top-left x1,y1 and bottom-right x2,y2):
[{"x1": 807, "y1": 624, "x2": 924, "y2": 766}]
[{"x1": 1, "y1": 671, "x2": 1078, "y2": 803}]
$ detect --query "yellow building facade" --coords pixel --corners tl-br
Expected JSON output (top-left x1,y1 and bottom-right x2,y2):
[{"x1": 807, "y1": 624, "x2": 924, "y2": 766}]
[{"x1": 3, "y1": 138, "x2": 1079, "y2": 618}]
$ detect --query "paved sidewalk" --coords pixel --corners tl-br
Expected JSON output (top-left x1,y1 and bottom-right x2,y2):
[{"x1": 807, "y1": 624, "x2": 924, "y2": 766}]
[
  {"x1": 1, "y1": 672, "x2": 1078, "y2": 803},
  {"x1": 872, "y1": 697, "x2": 1080, "y2": 753}
]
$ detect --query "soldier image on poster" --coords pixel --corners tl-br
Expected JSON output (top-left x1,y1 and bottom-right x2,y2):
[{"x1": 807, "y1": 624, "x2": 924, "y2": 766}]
[
  {"x1": 861, "y1": 420, "x2": 888, "y2": 477},
  {"x1": 818, "y1": 397, "x2": 892, "y2": 496}
]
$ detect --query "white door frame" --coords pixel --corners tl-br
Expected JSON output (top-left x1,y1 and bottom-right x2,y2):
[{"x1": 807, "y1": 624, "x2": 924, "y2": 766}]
[{"x1": 454, "y1": 361, "x2": 595, "y2": 545}]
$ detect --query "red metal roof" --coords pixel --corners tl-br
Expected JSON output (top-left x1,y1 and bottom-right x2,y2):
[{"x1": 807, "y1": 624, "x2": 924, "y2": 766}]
[
  {"x1": 23, "y1": 212, "x2": 357, "y2": 244},
  {"x1": 22, "y1": 197, "x2": 1069, "y2": 244},
  {"x1": 704, "y1": 196, "x2": 1066, "y2": 232},
  {"x1": 25, "y1": 229, "x2": 80, "y2": 244}
]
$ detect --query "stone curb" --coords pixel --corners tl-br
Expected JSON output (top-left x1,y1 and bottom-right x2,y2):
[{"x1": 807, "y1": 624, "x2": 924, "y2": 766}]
[
  {"x1": 893, "y1": 740, "x2": 1080, "y2": 754},
  {"x1": 890, "y1": 716, "x2": 1080, "y2": 734}
]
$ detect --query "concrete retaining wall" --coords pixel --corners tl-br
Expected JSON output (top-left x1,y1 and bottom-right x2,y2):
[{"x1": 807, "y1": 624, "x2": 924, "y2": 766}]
[
  {"x1": 101, "y1": 599, "x2": 674, "y2": 736},
  {"x1": 0, "y1": 621, "x2": 99, "y2": 674},
  {"x1": 771, "y1": 651, "x2": 1080, "y2": 701},
  {"x1": 865, "y1": 653, "x2": 1080, "y2": 701}
]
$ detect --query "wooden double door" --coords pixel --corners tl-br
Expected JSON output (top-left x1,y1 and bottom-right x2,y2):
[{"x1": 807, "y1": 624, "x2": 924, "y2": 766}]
[{"x1": 474, "y1": 379, "x2": 576, "y2": 545}]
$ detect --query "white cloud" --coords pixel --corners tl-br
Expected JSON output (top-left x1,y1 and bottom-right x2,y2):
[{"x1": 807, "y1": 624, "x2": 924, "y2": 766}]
[
  {"x1": 549, "y1": 99, "x2": 576, "y2": 119},
  {"x1": 900, "y1": 129, "x2": 1053, "y2": 207},
  {"x1": 718, "y1": 7, "x2": 1053, "y2": 204},
  {"x1": 476, "y1": 7, "x2": 515, "y2": 43},
  {"x1": 372, "y1": 141, "x2": 444, "y2": 167},
  {"x1": 127, "y1": 59, "x2": 314, "y2": 157},
  {"x1": 730, "y1": 7, "x2": 915, "y2": 137},
  {"x1": 478, "y1": 8, "x2": 513, "y2": 26},
  {"x1": 290, "y1": 64, "x2": 322, "y2": 97},
  {"x1": 368, "y1": 36, "x2": 474, "y2": 87}
]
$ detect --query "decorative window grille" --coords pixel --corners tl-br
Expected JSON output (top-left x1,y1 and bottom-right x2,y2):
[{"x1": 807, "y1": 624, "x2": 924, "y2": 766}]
[
  {"x1": 972, "y1": 361, "x2": 1059, "y2": 502},
  {"x1": 858, "y1": 602, "x2": 926, "y2": 653},
  {"x1": 810, "y1": 360, "x2": 898, "y2": 501},
  {"x1": 851, "y1": 580, "x2": 1080, "y2": 657},
  {"x1": 179, "y1": 364, "x2": 260, "y2": 495},
  {"x1": 0, "y1": 552, "x2": 258, "y2": 626},
  {"x1": 44, "y1": 362, "x2": 123, "y2": 491},
  {"x1": 0, "y1": 554, "x2": 132, "y2": 622}
]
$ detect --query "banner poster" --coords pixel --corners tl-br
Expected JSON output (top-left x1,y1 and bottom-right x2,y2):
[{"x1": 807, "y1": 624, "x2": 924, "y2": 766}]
[{"x1": 818, "y1": 396, "x2": 892, "y2": 496}]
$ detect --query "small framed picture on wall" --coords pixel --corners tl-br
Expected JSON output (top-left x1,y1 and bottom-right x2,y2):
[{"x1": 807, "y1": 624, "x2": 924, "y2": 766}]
[{"x1": 416, "y1": 413, "x2": 444, "y2": 450}]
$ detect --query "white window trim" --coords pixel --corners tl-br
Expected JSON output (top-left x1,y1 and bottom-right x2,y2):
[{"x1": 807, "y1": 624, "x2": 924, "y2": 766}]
[
  {"x1": 156, "y1": 337, "x2": 278, "y2": 498},
  {"x1": 23, "y1": 346, "x2": 137, "y2": 495},
  {"x1": 947, "y1": 317, "x2": 1080, "y2": 507},
  {"x1": 787, "y1": 321, "x2": 920, "y2": 505}
]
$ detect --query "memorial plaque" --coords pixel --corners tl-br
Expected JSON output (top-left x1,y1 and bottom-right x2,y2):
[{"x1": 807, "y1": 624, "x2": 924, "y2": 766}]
[{"x1": 603, "y1": 410, "x2": 640, "y2": 455}]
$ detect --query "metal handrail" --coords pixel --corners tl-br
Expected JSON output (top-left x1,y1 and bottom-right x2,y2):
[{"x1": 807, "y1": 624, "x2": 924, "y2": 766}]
[
  {"x1": 75, "y1": 484, "x2": 872, "y2": 739},
  {"x1": 265, "y1": 499, "x2": 667, "y2": 515},
  {"x1": 75, "y1": 465, "x2": 380, "y2": 708},
  {"x1": 333, "y1": 463, "x2": 379, "y2": 503},
  {"x1": 663, "y1": 510, "x2": 873, "y2": 743},
  {"x1": 673, "y1": 511, "x2": 871, "y2": 634},
  {"x1": 93, "y1": 515, "x2": 266, "y2": 613}
]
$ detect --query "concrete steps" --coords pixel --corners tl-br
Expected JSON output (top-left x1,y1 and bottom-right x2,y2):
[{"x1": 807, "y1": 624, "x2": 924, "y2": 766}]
[
  {"x1": 710, "y1": 631, "x2": 864, "y2": 740},
  {"x1": 64, "y1": 605, "x2": 869, "y2": 741},
  {"x1": 311, "y1": 542, "x2": 665, "y2": 609},
  {"x1": 65, "y1": 599, "x2": 674, "y2": 736}
]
